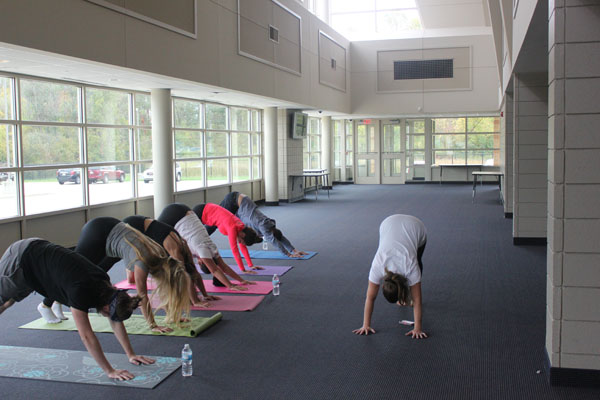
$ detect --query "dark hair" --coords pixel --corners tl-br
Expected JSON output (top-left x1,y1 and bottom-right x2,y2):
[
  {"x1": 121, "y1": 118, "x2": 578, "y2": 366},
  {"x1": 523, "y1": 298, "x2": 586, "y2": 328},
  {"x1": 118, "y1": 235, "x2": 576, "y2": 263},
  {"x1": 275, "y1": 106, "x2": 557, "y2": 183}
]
[
  {"x1": 381, "y1": 269, "x2": 411, "y2": 305},
  {"x1": 113, "y1": 291, "x2": 142, "y2": 322},
  {"x1": 242, "y1": 227, "x2": 262, "y2": 246},
  {"x1": 272, "y1": 228, "x2": 283, "y2": 241}
]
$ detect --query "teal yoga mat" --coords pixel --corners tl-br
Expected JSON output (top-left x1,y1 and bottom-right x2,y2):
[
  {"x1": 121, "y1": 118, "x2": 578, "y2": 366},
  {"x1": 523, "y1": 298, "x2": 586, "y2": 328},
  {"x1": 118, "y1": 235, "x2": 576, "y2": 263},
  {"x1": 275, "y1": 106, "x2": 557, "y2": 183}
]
[
  {"x1": 219, "y1": 249, "x2": 317, "y2": 260},
  {"x1": 0, "y1": 345, "x2": 180, "y2": 388}
]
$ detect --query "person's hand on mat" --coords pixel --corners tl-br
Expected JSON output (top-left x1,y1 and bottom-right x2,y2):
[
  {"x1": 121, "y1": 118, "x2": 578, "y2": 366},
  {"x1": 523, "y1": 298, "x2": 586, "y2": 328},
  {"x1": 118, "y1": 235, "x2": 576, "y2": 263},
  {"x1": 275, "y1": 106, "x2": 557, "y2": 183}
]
[
  {"x1": 353, "y1": 326, "x2": 376, "y2": 336},
  {"x1": 228, "y1": 284, "x2": 249, "y2": 291},
  {"x1": 405, "y1": 329, "x2": 428, "y2": 339},
  {"x1": 192, "y1": 300, "x2": 212, "y2": 308},
  {"x1": 129, "y1": 355, "x2": 155, "y2": 366},
  {"x1": 108, "y1": 368, "x2": 135, "y2": 381},
  {"x1": 240, "y1": 279, "x2": 256, "y2": 285},
  {"x1": 288, "y1": 252, "x2": 303, "y2": 258},
  {"x1": 151, "y1": 324, "x2": 173, "y2": 333},
  {"x1": 243, "y1": 269, "x2": 258, "y2": 275},
  {"x1": 203, "y1": 295, "x2": 221, "y2": 301},
  {"x1": 180, "y1": 317, "x2": 191, "y2": 322},
  {"x1": 249, "y1": 265, "x2": 265, "y2": 270}
]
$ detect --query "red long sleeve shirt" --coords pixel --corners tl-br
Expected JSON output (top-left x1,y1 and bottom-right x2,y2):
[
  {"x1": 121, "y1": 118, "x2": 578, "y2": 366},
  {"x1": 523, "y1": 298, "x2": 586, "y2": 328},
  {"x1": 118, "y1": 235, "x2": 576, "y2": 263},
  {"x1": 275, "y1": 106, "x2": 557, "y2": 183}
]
[{"x1": 201, "y1": 203, "x2": 253, "y2": 271}]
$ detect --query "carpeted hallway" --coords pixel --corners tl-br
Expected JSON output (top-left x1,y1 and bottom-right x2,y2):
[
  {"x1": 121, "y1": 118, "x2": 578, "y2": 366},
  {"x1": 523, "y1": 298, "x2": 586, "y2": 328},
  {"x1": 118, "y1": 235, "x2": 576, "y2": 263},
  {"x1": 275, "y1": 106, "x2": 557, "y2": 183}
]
[{"x1": 1, "y1": 184, "x2": 599, "y2": 399}]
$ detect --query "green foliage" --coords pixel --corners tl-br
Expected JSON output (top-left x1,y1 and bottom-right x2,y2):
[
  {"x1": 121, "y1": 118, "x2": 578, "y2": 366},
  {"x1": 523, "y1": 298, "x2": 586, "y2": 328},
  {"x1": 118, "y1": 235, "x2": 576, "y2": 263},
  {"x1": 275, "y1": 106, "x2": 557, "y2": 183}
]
[
  {"x1": 22, "y1": 126, "x2": 79, "y2": 165},
  {"x1": 86, "y1": 88, "x2": 129, "y2": 125},
  {"x1": 174, "y1": 99, "x2": 201, "y2": 129},
  {"x1": 175, "y1": 130, "x2": 203, "y2": 159},
  {"x1": 20, "y1": 80, "x2": 79, "y2": 123},
  {"x1": 206, "y1": 104, "x2": 227, "y2": 130}
]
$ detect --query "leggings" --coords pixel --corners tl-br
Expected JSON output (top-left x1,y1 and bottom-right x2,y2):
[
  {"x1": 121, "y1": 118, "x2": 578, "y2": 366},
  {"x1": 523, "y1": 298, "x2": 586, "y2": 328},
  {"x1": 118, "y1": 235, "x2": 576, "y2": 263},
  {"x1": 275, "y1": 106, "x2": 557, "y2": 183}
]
[
  {"x1": 157, "y1": 203, "x2": 191, "y2": 228},
  {"x1": 417, "y1": 242, "x2": 426, "y2": 273}
]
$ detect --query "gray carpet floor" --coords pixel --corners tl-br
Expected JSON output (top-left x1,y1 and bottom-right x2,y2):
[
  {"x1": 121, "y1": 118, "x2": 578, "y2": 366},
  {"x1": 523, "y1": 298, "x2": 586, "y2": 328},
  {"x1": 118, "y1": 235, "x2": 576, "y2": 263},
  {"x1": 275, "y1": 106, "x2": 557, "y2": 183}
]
[{"x1": 1, "y1": 184, "x2": 599, "y2": 399}]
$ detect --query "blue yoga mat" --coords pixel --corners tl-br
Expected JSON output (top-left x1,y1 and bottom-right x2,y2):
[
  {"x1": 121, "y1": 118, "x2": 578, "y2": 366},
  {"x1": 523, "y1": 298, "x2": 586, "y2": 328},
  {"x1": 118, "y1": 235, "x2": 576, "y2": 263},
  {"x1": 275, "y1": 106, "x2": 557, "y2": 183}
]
[{"x1": 219, "y1": 249, "x2": 317, "y2": 260}]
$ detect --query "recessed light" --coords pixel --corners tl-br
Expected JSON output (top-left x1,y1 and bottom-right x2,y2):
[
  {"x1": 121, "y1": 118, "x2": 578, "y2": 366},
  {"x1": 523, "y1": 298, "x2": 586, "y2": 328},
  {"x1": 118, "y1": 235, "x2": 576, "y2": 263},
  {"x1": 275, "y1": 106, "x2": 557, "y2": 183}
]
[{"x1": 0, "y1": 60, "x2": 10, "y2": 64}]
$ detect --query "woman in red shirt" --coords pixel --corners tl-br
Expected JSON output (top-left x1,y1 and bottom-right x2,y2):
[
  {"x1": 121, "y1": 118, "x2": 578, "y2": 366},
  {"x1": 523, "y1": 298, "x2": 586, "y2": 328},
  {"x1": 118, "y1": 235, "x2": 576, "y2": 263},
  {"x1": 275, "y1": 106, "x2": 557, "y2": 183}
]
[{"x1": 192, "y1": 203, "x2": 262, "y2": 273}]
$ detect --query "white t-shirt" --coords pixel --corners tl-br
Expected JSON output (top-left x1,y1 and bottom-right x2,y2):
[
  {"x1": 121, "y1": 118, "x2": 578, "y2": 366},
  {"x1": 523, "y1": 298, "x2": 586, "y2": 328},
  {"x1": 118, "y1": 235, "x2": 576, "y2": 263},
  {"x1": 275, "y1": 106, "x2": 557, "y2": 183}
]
[
  {"x1": 368, "y1": 214, "x2": 427, "y2": 287},
  {"x1": 174, "y1": 213, "x2": 219, "y2": 259}
]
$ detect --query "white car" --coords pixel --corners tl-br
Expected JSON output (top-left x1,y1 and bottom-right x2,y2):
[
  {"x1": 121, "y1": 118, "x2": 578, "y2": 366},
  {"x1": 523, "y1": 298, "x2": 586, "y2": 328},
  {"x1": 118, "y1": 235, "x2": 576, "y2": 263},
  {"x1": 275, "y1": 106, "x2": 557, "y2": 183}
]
[{"x1": 143, "y1": 164, "x2": 182, "y2": 183}]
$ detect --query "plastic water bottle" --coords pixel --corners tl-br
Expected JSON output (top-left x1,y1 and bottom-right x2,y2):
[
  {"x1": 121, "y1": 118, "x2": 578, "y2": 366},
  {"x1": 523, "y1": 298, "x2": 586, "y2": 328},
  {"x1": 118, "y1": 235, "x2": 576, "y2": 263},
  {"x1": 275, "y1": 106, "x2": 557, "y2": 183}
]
[
  {"x1": 262, "y1": 240, "x2": 268, "y2": 250},
  {"x1": 272, "y1": 274, "x2": 280, "y2": 296},
  {"x1": 181, "y1": 344, "x2": 192, "y2": 377}
]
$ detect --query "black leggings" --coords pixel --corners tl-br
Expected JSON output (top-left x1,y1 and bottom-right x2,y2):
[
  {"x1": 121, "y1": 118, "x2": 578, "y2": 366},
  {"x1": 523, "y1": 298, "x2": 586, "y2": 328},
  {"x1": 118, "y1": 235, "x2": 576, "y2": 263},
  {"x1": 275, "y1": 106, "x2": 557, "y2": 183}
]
[
  {"x1": 157, "y1": 203, "x2": 191, "y2": 227},
  {"x1": 75, "y1": 216, "x2": 121, "y2": 272}
]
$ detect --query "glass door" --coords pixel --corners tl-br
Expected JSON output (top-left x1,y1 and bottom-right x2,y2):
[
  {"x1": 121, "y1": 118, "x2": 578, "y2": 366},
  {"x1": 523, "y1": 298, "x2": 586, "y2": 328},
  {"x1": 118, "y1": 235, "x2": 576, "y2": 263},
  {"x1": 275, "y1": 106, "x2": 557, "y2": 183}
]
[
  {"x1": 405, "y1": 119, "x2": 426, "y2": 181},
  {"x1": 354, "y1": 121, "x2": 379, "y2": 184},
  {"x1": 381, "y1": 120, "x2": 405, "y2": 184}
]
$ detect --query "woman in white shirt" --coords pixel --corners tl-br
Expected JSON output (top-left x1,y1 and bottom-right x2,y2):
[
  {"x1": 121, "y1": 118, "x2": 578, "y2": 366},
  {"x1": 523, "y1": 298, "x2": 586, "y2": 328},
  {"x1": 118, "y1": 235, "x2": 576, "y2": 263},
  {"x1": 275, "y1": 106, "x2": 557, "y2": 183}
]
[{"x1": 353, "y1": 214, "x2": 428, "y2": 339}]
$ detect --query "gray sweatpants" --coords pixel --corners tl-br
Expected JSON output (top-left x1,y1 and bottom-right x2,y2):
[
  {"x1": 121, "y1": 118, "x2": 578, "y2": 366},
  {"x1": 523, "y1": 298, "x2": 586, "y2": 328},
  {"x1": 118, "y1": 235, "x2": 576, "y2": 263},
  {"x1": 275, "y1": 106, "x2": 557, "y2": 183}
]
[{"x1": 0, "y1": 238, "x2": 39, "y2": 303}]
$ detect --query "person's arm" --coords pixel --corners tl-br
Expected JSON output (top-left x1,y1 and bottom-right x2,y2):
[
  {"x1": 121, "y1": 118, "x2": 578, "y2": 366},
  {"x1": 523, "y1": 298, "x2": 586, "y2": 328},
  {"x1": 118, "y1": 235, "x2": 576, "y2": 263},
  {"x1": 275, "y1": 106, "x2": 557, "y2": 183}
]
[
  {"x1": 406, "y1": 282, "x2": 427, "y2": 339},
  {"x1": 199, "y1": 256, "x2": 249, "y2": 291},
  {"x1": 133, "y1": 266, "x2": 172, "y2": 333},
  {"x1": 0, "y1": 298, "x2": 15, "y2": 315},
  {"x1": 353, "y1": 281, "x2": 379, "y2": 335},
  {"x1": 108, "y1": 319, "x2": 155, "y2": 366},
  {"x1": 238, "y1": 240, "x2": 255, "y2": 269},
  {"x1": 215, "y1": 256, "x2": 256, "y2": 286},
  {"x1": 227, "y1": 228, "x2": 247, "y2": 271},
  {"x1": 71, "y1": 308, "x2": 134, "y2": 380},
  {"x1": 187, "y1": 268, "x2": 217, "y2": 305}
]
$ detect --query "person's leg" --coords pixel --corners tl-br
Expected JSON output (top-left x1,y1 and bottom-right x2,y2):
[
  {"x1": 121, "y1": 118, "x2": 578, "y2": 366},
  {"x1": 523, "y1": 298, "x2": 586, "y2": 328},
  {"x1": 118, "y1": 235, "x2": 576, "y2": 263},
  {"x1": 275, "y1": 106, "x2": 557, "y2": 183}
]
[
  {"x1": 51, "y1": 302, "x2": 68, "y2": 320},
  {"x1": 37, "y1": 302, "x2": 61, "y2": 323},
  {"x1": 75, "y1": 217, "x2": 118, "y2": 265},
  {"x1": 417, "y1": 241, "x2": 426, "y2": 273},
  {"x1": 0, "y1": 298, "x2": 15, "y2": 315}
]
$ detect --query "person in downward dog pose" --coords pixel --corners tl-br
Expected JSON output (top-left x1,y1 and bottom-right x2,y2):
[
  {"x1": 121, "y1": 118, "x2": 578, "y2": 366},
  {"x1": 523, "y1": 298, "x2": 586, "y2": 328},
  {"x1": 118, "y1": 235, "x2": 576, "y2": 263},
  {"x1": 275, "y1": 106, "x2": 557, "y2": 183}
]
[
  {"x1": 0, "y1": 238, "x2": 154, "y2": 381},
  {"x1": 206, "y1": 191, "x2": 307, "y2": 258},
  {"x1": 122, "y1": 215, "x2": 219, "y2": 307},
  {"x1": 158, "y1": 203, "x2": 255, "y2": 290},
  {"x1": 353, "y1": 214, "x2": 428, "y2": 339},
  {"x1": 38, "y1": 217, "x2": 190, "y2": 333}
]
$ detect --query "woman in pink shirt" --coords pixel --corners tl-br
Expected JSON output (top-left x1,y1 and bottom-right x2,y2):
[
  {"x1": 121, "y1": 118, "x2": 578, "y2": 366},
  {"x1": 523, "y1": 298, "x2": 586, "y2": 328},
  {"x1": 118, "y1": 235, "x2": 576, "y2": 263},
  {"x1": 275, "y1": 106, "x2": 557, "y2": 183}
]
[{"x1": 192, "y1": 203, "x2": 262, "y2": 273}]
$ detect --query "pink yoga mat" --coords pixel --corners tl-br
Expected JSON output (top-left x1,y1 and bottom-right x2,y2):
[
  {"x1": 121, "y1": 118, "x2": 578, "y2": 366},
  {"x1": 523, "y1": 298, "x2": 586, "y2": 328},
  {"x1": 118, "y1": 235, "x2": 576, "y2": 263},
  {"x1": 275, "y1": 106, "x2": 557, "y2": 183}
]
[
  {"x1": 115, "y1": 279, "x2": 273, "y2": 295},
  {"x1": 150, "y1": 294, "x2": 265, "y2": 312}
]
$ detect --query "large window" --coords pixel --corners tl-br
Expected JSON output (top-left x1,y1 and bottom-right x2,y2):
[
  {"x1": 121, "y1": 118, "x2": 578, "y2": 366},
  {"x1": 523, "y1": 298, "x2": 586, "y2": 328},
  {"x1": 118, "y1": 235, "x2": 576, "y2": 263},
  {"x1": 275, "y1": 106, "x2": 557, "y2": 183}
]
[
  {"x1": 173, "y1": 99, "x2": 262, "y2": 192},
  {"x1": 303, "y1": 117, "x2": 321, "y2": 170},
  {"x1": 0, "y1": 73, "x2": 263, "y2": 220},
  {"x1": 329, "y1": 0, "x2": 421, "y2": 41},
  {"x1": 432, "y1": 117, "x2": 500, "y2": 166}
]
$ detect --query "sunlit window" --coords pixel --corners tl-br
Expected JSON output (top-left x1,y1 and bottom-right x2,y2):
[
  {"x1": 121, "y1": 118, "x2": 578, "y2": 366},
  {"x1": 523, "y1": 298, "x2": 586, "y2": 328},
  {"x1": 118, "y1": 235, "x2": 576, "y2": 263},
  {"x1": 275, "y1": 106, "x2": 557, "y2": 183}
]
[{"x1": 329, "y1": 0, "x2": 421, "y2": 41}]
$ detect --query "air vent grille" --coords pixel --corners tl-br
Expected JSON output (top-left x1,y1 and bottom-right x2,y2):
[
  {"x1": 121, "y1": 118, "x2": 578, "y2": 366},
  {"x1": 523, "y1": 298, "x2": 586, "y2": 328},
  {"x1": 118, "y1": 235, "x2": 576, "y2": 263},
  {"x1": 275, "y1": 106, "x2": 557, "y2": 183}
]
[
  {"x1": 269, "y1": 25, "x2": 279, "y2": 43},
  {"x1": 393, "y1": 59, "x2": 453, "y2": 80}
]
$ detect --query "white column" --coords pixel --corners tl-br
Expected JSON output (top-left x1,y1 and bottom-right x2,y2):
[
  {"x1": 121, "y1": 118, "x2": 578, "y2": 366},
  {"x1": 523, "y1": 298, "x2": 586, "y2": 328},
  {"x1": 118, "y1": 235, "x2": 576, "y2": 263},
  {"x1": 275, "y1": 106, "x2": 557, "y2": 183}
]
[
  {"x1": 151, "y1": 89, "x2": 174, "y2": 217},
  {"x1": 321, "y1": 116, "x2": 332, "y2": 188},
  {"x1": 264, "y1": 107, "x2": 278, "y2": 205}
]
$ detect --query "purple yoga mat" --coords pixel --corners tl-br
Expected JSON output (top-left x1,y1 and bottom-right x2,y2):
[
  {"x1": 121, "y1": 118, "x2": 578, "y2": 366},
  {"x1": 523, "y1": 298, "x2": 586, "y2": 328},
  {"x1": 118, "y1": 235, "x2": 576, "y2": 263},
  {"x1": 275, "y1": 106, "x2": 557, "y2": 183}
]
[
  {"x1": 227, "y1": 264, "x2": 292, "y2": 276},
  {"x1": 150, "y1": 294, "x2": 265, "y2": 312},
  {"x1": 115, "y1": 279, "x2": 273, "y2": 295}
]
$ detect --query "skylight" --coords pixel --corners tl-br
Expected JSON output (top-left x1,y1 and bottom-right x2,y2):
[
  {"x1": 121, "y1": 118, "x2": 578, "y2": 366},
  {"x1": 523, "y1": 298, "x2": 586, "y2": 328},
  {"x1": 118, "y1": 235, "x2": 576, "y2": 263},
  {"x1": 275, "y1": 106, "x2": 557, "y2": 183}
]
[{"x1": 329, "y1": 0, "x2": 422, "y2": 41}]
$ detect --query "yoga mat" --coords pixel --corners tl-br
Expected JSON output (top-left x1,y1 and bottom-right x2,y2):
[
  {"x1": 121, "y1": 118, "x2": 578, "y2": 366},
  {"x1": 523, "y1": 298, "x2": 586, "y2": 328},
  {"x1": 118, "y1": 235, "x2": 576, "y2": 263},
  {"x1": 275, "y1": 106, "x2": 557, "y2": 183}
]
[
  {"x1": 151, "y1": 294, "x2": 265, "y2": 312},
  {"x1": 20, "y1": 312, "x2": 222, "y2": 337},
  {"x1": 223, "y1": 264, "x2": 292, "y2": 276},
  {"x1": 116, "y1": 279, "x2": 273, "y2": 295},
  {"x1": 219, "y1": 249, "x2": 317, "y2": 260},
  {"x1": 0, "y1": 345, "x2": 180, "y2": 389}
]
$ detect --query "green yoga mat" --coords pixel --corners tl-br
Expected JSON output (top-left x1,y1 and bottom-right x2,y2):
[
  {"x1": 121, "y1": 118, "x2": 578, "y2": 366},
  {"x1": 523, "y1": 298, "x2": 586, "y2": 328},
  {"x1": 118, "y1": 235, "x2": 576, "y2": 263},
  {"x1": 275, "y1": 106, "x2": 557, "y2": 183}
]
[{"x1": 20, "y1": 312, "x2": 222, "y2": 337}]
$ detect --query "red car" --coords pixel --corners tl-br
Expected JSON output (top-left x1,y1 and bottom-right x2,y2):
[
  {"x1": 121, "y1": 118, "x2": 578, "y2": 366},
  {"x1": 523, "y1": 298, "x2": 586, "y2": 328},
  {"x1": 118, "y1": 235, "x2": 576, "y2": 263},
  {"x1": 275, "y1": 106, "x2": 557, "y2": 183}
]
[{"x1": 88, "y1": 166, "x2": 126, "y2": 184}]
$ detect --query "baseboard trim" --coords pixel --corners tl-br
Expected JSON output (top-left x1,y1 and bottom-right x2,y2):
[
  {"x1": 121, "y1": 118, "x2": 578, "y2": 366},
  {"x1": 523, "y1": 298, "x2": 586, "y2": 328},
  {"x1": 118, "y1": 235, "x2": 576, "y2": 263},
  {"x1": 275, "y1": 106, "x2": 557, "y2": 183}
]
[
  {"x1": 322, "y1": 186, "x2": 333, "y2": 190},
  {"x1": 504, "y1": 212, "x2": 513, "y2": 219},
  {"x1": 545, "y1": 350, "x2": 600, "y2": 387},
  {"x1": 264, "y1": 201, "x2": 279, "y2": 206},
  {"x1": 513, "y1": 237, "x2": 546, "y2": 246}
]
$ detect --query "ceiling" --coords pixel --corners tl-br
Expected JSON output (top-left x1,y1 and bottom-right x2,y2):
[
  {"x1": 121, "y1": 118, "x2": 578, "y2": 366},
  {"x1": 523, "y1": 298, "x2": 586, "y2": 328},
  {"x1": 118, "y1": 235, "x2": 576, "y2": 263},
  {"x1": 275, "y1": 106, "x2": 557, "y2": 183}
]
[{"x1": 0, "y1": 1, "x2": 492, "y2": 114}]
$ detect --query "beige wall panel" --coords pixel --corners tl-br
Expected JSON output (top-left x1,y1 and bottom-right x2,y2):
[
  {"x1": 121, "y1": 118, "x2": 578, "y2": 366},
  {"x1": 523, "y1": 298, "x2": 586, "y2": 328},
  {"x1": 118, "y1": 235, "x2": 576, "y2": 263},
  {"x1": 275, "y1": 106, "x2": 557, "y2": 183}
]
[
  {"x1": 377, "y1": 70, "x2": 424, "y2": 92},
  {"x1": 89, "y1": 202, "x2": 135, "y2": 221},
  {"x1": 275, "y1": 40, "x2": 301, "y2": 73},
  {"x1": 273, "y1": 3, "x2": 301, "y2": 45},
  {"x1": 231, "y1": 182, "x2": 253, "y2": 196},
  {"x1": 101, "y1": 0, "x2": 196, "y2": 34},
  {"x1": 27, "y1": 211, "x2": 86, "y2": 247},
  {"x1": 174, "y1": 190, "x2": 205, "y2": 207},
  {"x1": 423, "y1": 67, "x2": 470, "y2": 90},
  {"x1": 0, "y1": 222, "x2": 22, "y2": 254},
  {"x1": 238, "y1": 0, "x2": 272, "y2": 28},
  {"x1": 0, "y1": 0, "x2": 126, "y2": 66},
  {"x1": 137, "y1": 198, "x2": 155, "y2": 218},
  {"x1": 206, "y1": 186, "x2": 231, "y2": 204},
  {"x1": 378, "y1": 49, "x2": 424, "y2": 67},
  {"x1": 240, "y1": 17, "x2": 275, "y2": 63}
]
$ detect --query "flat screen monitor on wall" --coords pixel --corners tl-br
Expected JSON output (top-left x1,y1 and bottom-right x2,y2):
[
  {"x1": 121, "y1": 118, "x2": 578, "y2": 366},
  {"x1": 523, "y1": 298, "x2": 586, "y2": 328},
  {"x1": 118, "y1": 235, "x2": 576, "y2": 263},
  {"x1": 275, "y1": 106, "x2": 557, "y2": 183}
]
[{"x1": 291, "y1": 111, "x2": 308, "y2": 139}]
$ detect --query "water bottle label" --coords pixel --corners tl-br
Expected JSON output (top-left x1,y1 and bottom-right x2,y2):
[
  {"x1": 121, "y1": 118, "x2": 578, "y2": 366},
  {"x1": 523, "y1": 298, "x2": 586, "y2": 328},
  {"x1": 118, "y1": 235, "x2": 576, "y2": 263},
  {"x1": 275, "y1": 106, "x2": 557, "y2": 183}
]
[{"x1": 182, "y1": 355, "x2": 192, "y2": 361}]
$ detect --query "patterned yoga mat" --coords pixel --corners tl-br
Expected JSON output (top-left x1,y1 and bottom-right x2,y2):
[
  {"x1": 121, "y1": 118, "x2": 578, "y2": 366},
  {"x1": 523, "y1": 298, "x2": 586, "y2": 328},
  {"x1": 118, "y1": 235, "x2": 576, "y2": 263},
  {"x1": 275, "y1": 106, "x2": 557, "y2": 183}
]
[
  {"x1": 20, "y1": 312, "x2": 222, "y2": 337},
  {"x1": 0, "y1": 345, "x2": 180, "y2": 389}
]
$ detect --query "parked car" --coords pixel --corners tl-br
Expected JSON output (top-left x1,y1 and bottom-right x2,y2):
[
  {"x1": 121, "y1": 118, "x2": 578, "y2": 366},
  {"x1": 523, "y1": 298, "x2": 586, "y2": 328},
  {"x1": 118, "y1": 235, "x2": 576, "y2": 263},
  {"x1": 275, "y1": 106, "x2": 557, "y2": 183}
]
[
  {"x1": 88, "y1": 166, "x2": 126, "y2": 183},
  {"x1": 143, "y1": 163, "x2": 182, "y2": 183},
  {"x1": 56, "y1": 168, "x2": 81, "y2": 184},
  {"x1": 56, "y1": 166, "x2": 126, "y2": 184}
]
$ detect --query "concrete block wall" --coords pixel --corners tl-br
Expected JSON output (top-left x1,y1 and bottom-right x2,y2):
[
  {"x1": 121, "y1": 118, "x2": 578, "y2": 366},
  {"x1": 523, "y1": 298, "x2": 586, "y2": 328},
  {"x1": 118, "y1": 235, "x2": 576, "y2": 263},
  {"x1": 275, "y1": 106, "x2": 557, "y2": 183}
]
[
  {"x1": 547, "y1": 1, "x2": 600, "y2": 371},
  {"x1": 277, "y1": 109, "x2": 303, "y2": 200},
  {"x1": 512, "y1": 74, "x2": 548, "y2": 239},
  {"x1": 501, "y1": 91, "x2": 514, "y2": 215}
]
